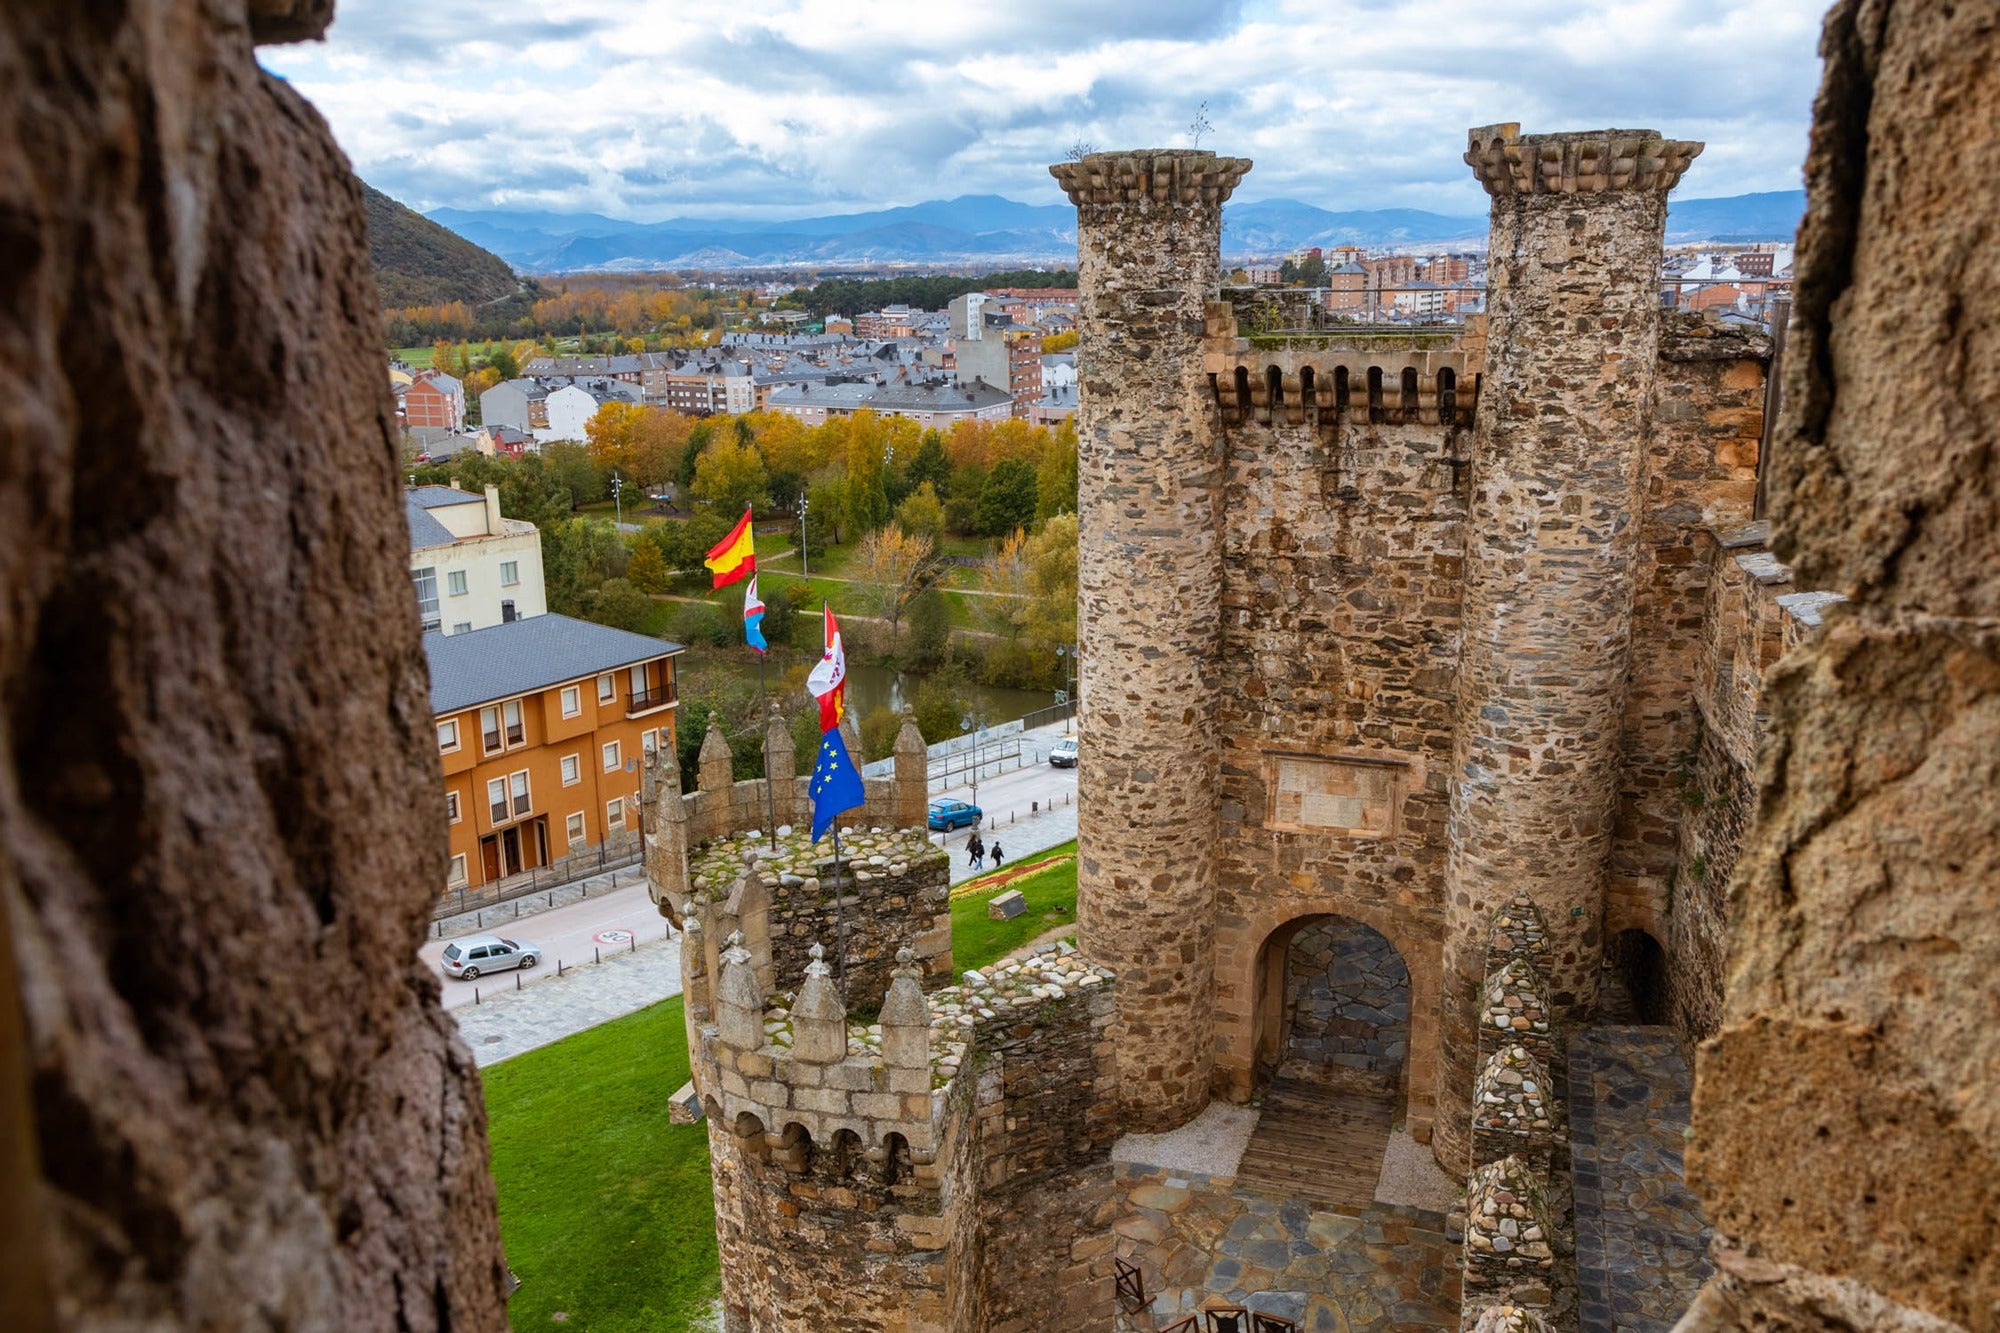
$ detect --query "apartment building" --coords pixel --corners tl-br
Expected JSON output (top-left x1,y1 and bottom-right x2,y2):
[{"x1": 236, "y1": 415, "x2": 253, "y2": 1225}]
[
  {"x1": 407, "y1": 484, "x2": 546, "y2": 634},
  {"x1": 429, "y1": 615, "x2": 683, "y2": 889},
  {"x1": 403, "y1": 369, "x2": 465, "y2": 430}
]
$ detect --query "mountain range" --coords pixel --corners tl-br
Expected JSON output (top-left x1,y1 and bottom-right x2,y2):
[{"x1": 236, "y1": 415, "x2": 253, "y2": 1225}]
[{"x1": 417, "y1": 189, "x2": 1806, "y2": 273}]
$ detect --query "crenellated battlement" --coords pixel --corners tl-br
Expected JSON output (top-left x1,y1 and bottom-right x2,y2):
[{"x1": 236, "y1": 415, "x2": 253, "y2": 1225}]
[
  {"x1": 1048, "y1": 148, "x2": 1251, "y2": 210},
  {"x1": 1465, "y1": 122, "x2": 1702, "y2": 198}
]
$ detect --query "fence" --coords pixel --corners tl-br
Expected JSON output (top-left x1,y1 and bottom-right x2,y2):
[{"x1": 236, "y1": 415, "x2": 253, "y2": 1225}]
[{"x1": 432, "y1": 838, "x2": 642, "y2": 922}]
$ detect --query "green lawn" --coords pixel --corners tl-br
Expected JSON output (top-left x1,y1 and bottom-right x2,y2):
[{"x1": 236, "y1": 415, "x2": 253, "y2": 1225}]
[
  {"x1": 950, "y1": 842, "x2": 1079, "y2": 974},
  {"x1": 482, "y1": 840, "x2": 1077, "y2": 1330},
  {"x1": 484, "y1": 998, "x2": 719, "y2": 1330}
]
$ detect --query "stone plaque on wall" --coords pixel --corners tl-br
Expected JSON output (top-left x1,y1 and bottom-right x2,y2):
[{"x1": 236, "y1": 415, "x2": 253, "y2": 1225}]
[{"x1": 1267, "y1": 754, "x2": 1402, "y2": 837}]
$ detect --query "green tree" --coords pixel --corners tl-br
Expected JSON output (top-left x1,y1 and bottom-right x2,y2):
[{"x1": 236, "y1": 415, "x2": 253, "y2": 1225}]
[
  {"x1": 540, "y1": 441, "x2": 605, "y2": 509},
  {"x1": 807, "y1": 475, "x2": 849, "y2": 546},
  {"x1": 1034, "y1": 419, "x2": 1079, "y2": 521},
  {"x1": 486, "y1": 345, "x2": 520, "y2": 381},
  {"x1": 842, "y1": 413, "x2": 891, "y2": 537},
  {"x1": 675, "y1": 420, "x2": 714, "y2": 492},
  {"x1": 894, "y1": 481, "x2": 948, "y2": 548},
  {"x1": 974, "y1": 458, "x2": 1040, "y2": 537},
  {"x1": 906, "y1": 590, "x2": 951, "y2": 671},
  {"x1": 626, "y1": 539, "x2": 670, "y2": 594},
  {"x1": 543, "y1": 518, "x2": 627, "y2": 615},
  {"x1": 582, "y1": 578, "x2": 651, "y2": 632},
  {"x1": 858, "y1": 707, "x2": 901, "y2": 763},
  {"x1": 905, "y1": 430, "x2": 953, "y2": 497},
  {"x1": 911, "y1": 673, "x2": 967, "y2": 745}
]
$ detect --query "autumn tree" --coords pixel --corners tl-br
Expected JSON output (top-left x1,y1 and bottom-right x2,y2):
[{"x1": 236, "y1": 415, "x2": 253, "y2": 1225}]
[
  {"x1": 626, "y1": 539, "x2": 670, "y2": 594},
  {"x1": 585, "y1": 402, "x2": 691, "y2": 487},
  {"x1": 841, "y1": 410, "x2": 891, "y2": 537},
  {"x1": 1034, "y1": 417, "x2": 1079, "y2": 521},
  {"x1": 690, "y1": 432, "x2": 770, "y2": 515},
  {"x1": 851, "y1": 525, "x2": 936, "y2": 651}
]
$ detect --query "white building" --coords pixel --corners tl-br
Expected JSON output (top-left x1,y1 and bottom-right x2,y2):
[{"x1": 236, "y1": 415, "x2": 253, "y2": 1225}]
[
  {"x1": 406, "y1": 485, "x2": 547, "y2": 635},
  {"x1": 543, "y1": 383, "x2": 603, "y2": 443}
]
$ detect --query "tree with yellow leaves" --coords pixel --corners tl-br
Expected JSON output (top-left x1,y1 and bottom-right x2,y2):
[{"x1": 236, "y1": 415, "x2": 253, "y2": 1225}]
[{"x1": 852, "y1": 525, "x2": 937, "y2": 651}]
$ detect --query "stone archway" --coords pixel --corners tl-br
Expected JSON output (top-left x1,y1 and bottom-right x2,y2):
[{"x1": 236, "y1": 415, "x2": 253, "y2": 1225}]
[{"x1": 1277, "y1": 916, "x2": 1412, "y2": 1093}]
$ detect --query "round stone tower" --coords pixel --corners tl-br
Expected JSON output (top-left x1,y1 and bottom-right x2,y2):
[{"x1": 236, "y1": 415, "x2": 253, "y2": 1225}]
[
  {"x1": 1049, "y1": 149, "x2": 1251, "y2": 1131},
  {"x1": 1435, "y1": 125, "x2": 1701, "y2": 1164}
]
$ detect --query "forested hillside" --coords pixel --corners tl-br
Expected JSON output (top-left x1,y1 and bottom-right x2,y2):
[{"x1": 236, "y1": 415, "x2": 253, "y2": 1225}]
[{"x1": 363, "y1": 182, "x2": 523, "y2": 308}]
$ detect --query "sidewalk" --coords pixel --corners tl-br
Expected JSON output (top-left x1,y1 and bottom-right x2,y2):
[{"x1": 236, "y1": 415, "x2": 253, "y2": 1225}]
[
  {"x1": 428, "y1": 862, "x2": 647, "y2": 943},
  {"x1": 450, "y1": 935, "x2": 684, "y2": 1067}
]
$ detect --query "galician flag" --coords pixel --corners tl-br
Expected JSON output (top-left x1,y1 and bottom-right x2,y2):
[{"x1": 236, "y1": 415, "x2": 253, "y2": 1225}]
[
  {"x1": 808, "y1": 727, "x2": 866, "y2": 841},
  {"x1": 806, "y1": 603, "x2": 847, "y2": 732},
  {"x1": 742, "y1": 575, "x2": 767, "y2": 653},
  {"x1": 703, "y1": 504, "x2": 757, "y2": 589}
]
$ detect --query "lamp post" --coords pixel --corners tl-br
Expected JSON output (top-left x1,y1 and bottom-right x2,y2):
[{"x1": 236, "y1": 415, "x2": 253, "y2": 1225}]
[
  {"x1": 1055, "y1": 644, "x2": 1077, "y2": 734},
  {"x1": 611, "y1": 472, "x2": 624, "y2": 530},
  {"x1": 795, "y1": 491, "x2": 810, "y2": 576},
  {"x1": 961, "y1": 711, "x2": 986, "y2": 818}
]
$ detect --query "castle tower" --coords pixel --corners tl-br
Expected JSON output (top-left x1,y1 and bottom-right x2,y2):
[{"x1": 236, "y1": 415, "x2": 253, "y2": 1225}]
[
  {"x1": 1435, "y1": 125, "x2": 1700, "y2": 1162},
  {"x1": 1050, "y1": 149, "x2": 1251, "y2": 1130}
]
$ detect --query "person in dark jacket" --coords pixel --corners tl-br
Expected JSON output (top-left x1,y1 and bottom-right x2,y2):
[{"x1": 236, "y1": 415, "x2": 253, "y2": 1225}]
[
  {"x1": 967, "y1": 833, "x2": 984, "y2": 867},
  {"x1": 989, "y1": 842, "x2": 1004, "y2": 869}
]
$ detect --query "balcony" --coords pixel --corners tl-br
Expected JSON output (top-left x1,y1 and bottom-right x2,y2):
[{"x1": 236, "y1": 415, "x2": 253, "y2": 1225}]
[{"x1": 627, "y1": 683, "x2": 677, "y2": 717}]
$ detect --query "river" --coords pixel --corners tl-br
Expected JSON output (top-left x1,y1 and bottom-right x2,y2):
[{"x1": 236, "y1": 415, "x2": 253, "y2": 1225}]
[{"x1": 839, "y1": 662, "x2": 1057, "y2": 729}]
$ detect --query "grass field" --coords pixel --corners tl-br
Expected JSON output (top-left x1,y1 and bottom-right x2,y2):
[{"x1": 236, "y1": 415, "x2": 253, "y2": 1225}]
[
  {"x1": 482, "y1": 840, "x2": 1079, "y2": 1329},
  {"x1": 949, "y1": 842, "x2": 1078, "y2": 974},
  {"x1": 483, "y1": 998, "x2": 719, "y2": 1330}
]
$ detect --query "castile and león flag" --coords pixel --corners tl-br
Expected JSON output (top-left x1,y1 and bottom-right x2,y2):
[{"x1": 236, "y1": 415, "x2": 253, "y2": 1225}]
[{"x1": 807, "y1": 604, "x2": 864, "y2": 842}]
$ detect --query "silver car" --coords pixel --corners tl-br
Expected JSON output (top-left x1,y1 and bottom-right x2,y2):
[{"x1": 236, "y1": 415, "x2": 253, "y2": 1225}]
[{"x1": 441, "y1": 934, "x2": 540, "y2": 980}]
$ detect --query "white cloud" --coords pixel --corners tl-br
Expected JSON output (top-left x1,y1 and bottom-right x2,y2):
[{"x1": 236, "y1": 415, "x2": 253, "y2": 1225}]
[{"x1": 263, "y1": 0, "x2": 1830, "y2": 219}]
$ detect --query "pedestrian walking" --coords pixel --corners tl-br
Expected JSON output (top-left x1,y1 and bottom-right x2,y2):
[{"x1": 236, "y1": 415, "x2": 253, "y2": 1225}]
[
  {"x1": 967, "y1": 833, "x2": 984, "y2": 868},
  {"x1": 989, "y1": 842, "x2": 1004, "y2": 869}
]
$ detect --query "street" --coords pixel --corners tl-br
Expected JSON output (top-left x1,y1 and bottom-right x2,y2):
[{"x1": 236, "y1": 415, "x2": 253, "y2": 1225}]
[{"x1": 420, "y1": 876, "x2": 673, "y2": 1010}]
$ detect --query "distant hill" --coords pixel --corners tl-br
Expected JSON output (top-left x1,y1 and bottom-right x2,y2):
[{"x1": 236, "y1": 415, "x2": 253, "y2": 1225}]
[
  {"x1": 423, "y1": 188, "x2": 1807, "y2": 272},
  {"x1": 362, "y1": 183, "x2": 522, "y2": 308}
]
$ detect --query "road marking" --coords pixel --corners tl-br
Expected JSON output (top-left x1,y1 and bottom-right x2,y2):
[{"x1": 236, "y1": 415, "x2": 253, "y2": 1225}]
[{"x1": 594, "y1": 928, "x2": 634, "y2": 946}]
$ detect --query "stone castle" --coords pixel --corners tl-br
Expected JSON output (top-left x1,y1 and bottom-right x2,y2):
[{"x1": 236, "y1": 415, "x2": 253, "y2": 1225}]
[{"x1": 649, "y1": 121, "x2": 1925, "y2": 1333}]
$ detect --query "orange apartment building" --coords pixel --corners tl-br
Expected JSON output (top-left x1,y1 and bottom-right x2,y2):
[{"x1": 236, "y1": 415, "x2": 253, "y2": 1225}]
[{"x1": 427, "y1": 614, "x2": 682, "y2": 891}]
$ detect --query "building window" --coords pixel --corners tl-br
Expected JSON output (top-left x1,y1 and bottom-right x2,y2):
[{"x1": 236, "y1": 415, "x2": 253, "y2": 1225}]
[
  {"x1": 606, "y1": 798, "x2": 625, "y2": 831},
  {"x1": 500, "y1": 560, "x2": 520, "y2": 587},
  {"x1": 502, "y1": 599, "x2": 517, "y2": 623},
  {"x1": 503, "y1": 699, "x2": 524, "y2": 746},
  {"x1": 480, "y1": 707, "x2": 501, "y2": 754},
  {"x1": 447, "y1": 569, "x2": 468, "y2": 597},
  {"x1": 566, "y1": 811, "x2": 586, "y2": 847},
  {"x1": 561, "y1": 754, "x2": 581, "y2": 786},
  {"x1": 597, "y1": 673, "x2": 615, "y2": 703},
  {"x1": 510, "y1": 770, "x2": 530, "y2": 818},
  {"x1": 561, "y1": 685, "x2": 581, "y2": 718},
  {"x1": 412, "y1": 567, "x2": 440, "y2": 630},
  {"x1": 445, "y1": 790, "x2": 461, "y2": 824},
  {"x1": 487, "y1": 777, "x2": 508, "y2": 824},
  {"x1": 451, "y1": 621, "x2": 471, "y2": 636},
  {"x1": 447, "y1": 854, "x2": 468, "y2": 886},
  {"x1": 641, "y1": 729, "x2": 657, "y2": 756},
  {"x1": 437, "y1": 719, "x2": 460, "y2": 752},
  {"x1": 603, "y1": 740, "x2": 620, "y2": 772}
]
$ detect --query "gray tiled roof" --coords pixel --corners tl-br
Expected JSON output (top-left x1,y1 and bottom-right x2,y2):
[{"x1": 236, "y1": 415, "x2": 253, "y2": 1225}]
[
  {"x1": 408, "y1": 485, "x2": 481, "y2": 509},
  {"x1": 426, "y1": 614, "x2": 684, "y2": 715},
  {"x1": 406, "y1": 498, "x2": 457, "y2": 551}
]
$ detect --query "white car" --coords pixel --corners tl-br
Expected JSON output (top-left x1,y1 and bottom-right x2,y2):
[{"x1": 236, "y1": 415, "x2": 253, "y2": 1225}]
[
  {"x1": 441, "y1": 934, "x2": 540, "y2": 980},
  {"x1": 1050, "y1": 736, "x2": 1079, "y2": 768}
]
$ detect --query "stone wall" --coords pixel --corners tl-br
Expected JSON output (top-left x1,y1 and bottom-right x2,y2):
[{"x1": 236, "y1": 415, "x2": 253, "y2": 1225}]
[
  {"x1": 1203, "y1": 321, "x2": 1467, "y2": 1133},
  {"x1": 1054, "y1": 149, "x2": 1251, "y2": 1133},
  {"x1": 0, "y1": 2, "x2": 508, "y2": 1325},
  {"x1": 684, "y1": 866, "x2": 1124, "y2": 1333},
  {"x1": 688, "y1": 827, "x2": 953, "y2": 1002},
  {"x1": 1682, "y1": 2, "x2": 2000, "y2": 1326},
  {"x1": 1280, "y1": 917, "x2": 1412, "y2": 1084},
  {"x1": 1611, "y1": 317, "x2": 1768, "y2": 941},
  {"x1": 1438, "y1": 124, "x2": 1701, "y2": 1168}
]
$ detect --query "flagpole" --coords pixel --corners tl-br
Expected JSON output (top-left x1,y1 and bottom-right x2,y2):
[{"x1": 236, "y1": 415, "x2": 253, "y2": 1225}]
[
  {"x1": 758, "y1": 651, "x2": 778, "y2": 850},
  {"x1": 827, "y1": 824, "x2": 851, "y2": 997}
]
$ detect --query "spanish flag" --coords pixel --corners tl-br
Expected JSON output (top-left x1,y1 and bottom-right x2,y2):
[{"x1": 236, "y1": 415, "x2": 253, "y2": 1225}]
[{"x1": 703, "y1": 505, "x2": 756, "y2": 589}]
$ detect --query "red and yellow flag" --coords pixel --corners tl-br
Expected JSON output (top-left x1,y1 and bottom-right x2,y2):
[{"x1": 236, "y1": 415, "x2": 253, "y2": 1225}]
[{"x1": 703, "y1": 505, "x2": 756, "y2": 589}]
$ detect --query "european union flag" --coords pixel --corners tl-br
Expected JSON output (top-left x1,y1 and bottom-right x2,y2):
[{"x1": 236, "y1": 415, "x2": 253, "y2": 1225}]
[{"x1": 809, "y1": 726, "x2": 866, "y2": 841}]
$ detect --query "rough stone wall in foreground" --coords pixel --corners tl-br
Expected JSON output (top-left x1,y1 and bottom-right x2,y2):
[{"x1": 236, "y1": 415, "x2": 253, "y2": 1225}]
[
  {"x1": 0, "y1": 2, "x2": 508, "y2": 1327},
  {"x1": 1053, "y1": 150, "x2": 1250, "y2": 1132},
  {"x1": 1437, "y1": 124, "x2": 1699, "y2": 1167},
  {"x1": 1680, "y1": 2, "x2": 2000, "y2": 1328}
]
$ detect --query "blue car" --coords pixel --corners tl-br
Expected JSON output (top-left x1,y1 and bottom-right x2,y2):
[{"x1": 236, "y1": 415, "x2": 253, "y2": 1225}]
[{"x1": 927, "y1": 799, "x2": 982, "y2": 832}]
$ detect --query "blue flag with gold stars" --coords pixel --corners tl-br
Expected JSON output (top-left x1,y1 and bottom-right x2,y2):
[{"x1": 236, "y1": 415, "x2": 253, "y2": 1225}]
[{"x1": 809, "y1": 726, "x2": 865, "y2": 841}]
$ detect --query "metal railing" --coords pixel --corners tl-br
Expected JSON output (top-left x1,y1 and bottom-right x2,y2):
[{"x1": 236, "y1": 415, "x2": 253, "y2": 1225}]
[
  {"x1": 627, "y1": 685, "x2": 676, "y2": 715},
  {"x1": 434, "y1": 839, "x2": 642, "y2": 921}
]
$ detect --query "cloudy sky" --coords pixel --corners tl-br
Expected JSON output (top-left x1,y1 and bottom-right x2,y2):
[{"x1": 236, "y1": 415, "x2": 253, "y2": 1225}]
[{"x1": 263, "y1": 0, "x2": 1832, "y2": 222}]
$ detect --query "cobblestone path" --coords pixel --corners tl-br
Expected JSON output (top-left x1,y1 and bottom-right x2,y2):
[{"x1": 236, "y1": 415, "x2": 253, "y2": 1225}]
[
  {"x1": 1569, "y1": 1028, "x2": 1713, "y2": 1332},
  {"x1": 1112, "y1": 1164, "x2": 1459, "y2": 1332}
]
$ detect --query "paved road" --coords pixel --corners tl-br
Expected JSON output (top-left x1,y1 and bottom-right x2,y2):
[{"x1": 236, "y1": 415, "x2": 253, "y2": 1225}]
[
  {"x1": 921, "y1": 719, "x2": 1079, "y2": 882},
  {"x1": 420, "y1": 877, "x2": 673, "y2": 1011}
]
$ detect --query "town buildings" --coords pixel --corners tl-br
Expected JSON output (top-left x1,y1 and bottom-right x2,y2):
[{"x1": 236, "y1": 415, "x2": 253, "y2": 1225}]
[
  {"x1": 764, "y1": 376, "x2": 1012, "y2": 428},
  {"x1": 402, "y1": 368, "x2": 465, "y2": 430},
  {"x1": 406, "y1": 484, "x2": 546, "y2": 634},
  {"x1": 948, "y1": 292, "x2": 1044, "y2": 417},
  {"x1": 431, "y1": 614, "x2": 681, "y2": 889}
]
